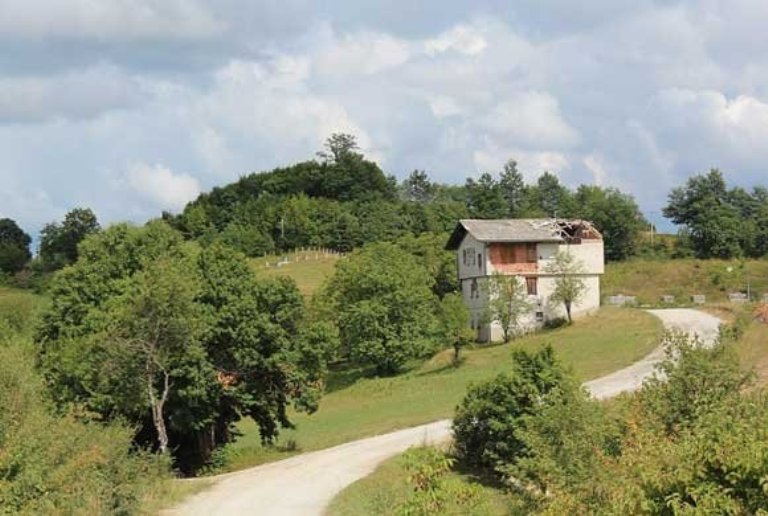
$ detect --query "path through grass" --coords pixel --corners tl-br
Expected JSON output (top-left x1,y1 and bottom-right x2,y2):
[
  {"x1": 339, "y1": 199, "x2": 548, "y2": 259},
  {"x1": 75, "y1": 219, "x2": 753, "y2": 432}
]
[{"x1": 222, "y1": 307, "x2": 662, "y2": 472}]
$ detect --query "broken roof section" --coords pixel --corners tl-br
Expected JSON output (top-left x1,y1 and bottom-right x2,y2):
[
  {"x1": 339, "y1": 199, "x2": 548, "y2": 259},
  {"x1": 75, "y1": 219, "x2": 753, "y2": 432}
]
[{"x1": 445, "y1": 219, "x2": 602, "y2": 250}]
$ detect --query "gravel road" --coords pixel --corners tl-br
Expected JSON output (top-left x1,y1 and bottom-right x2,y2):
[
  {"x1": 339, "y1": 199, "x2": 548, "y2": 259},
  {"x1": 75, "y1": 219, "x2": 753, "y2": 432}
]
[{"x1": 167, "y1": 308, "x2": 721, "y2": 516}]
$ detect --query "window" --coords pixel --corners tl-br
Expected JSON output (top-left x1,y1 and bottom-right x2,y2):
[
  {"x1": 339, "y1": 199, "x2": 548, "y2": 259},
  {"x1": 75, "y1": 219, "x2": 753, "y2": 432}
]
[
  {"x1": 526, "y1": 243, "x2": 537, "y2": 263},
  {"x1": 535, "y1": 311, "x2": 544, "y2": 322},
  {"x1": 525, "y1": 277, "x2": 538, "y2": 296},
  {"x1": 470, "y1": 278, "x2": 479, "y2": 299},
  {"x1": 477, "y1": 253, "x2": 482, "y2": 269},
  {"x1": 463, "y1": 247, "x2": 476, "y2": 267}
]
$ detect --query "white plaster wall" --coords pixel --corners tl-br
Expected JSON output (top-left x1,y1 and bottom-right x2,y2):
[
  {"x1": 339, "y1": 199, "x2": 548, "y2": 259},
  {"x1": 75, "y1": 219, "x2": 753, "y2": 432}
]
[
  {"x1": 537, "y1": 241, "x2": 603, "y2": 274},
  {"x1": 564, "y1": 241, "x2": 604, "y2": 274},
  {"x1": 457, "y1": 233, "x2": 487, "y2": 280}
]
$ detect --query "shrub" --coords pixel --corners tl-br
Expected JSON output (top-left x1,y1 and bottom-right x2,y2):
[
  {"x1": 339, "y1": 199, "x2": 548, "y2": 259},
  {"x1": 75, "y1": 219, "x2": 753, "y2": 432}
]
[
  {"x1": 452, "y1": 346, "x2": 572, "y2": 477},
  {"x1": 0, "y1": 332, "x2": 169, "y2": 514}
]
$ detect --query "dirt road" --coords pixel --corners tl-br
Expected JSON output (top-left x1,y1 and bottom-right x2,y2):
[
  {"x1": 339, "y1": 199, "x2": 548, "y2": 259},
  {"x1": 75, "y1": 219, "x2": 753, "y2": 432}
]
[
  {"x1": 584, "y1": 308, "x2": 721, "y2": 399},
  {"x1": 168, "y1": 308, "x2": 721, "y2": 516}
]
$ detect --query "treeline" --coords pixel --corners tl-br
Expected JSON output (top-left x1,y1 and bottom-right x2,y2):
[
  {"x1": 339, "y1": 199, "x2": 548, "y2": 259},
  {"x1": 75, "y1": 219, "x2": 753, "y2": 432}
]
[
  {"x1": 665, "y1": 168, "x2": 768, "y2": 259},
  {"x1": 165, "y1": 134, "x2": 646, "y2": 262}
]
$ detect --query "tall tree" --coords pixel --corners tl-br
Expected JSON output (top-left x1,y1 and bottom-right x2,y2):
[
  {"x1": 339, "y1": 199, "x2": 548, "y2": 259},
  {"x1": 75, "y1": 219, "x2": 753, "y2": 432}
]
[
  {"x1": 465, "y1": 173, "x2": 507, "y2": 218},
  {"x1": 402, "y1": 169, "x2": 437, "y2": 203},
  {"x1": 498, "y1": 159, "x2": 526, "y2": 217},
  {"x1": 0, "y1": 218, "x2": 31, "y2": 273},
  {"x1": 531, "y1": 172, "x2": 573, "y2": 218},
  {"x1": 326, "y1": 242, "x2": 438, "y2": 375},
  {"x1": 663, "y1": 169, "x2": 743, "y2": 258},
  {"x1": 37, "y1": 222, "x2": 327, "y2": 472},
  {"x1": 39, "y1": 207, "x2": 100, "y2": 270},
  {"x1": 574, "y1": 186, "x2": 644, "y2": 261}
]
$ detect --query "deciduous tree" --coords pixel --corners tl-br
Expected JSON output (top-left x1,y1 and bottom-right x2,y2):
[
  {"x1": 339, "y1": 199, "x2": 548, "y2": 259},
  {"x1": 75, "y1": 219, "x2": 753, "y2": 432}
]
[{"x1": 544, "y1": 251, "x2": 587, "y2": 324}]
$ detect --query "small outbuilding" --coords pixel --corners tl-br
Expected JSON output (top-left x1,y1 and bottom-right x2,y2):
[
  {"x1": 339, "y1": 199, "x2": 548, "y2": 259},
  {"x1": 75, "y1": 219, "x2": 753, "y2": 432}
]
[{"x1": 446, "y1": 218, "x2": 605, "y2": 342}]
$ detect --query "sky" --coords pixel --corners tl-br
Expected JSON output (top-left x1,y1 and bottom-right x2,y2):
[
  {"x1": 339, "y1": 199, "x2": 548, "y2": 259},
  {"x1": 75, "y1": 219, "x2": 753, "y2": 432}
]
[{"x1": 2, "y1": 0, "x2": 768, "y2": 237}]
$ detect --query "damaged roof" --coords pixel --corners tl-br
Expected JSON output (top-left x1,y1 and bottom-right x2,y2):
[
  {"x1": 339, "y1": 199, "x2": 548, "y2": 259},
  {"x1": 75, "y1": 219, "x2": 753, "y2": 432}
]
[{"x1": 445, "y1": 219, "x2": 602, "y2": 250}]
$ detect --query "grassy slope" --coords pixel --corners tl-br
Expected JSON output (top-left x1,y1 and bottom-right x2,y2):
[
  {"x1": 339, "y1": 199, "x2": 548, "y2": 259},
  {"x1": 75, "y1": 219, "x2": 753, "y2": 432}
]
[
  {"x1": 326, "y1": 448, "x2": 517, "y2": 516},
  {"x1": 603, "y1": 258, "x2": 768, "y2": 305},
  {"x1": 223, "y1": 307, "x2": 662, "y2": 472},
  {"x1": 249, "y1": 250, "x2": 342, "y2": 297}
]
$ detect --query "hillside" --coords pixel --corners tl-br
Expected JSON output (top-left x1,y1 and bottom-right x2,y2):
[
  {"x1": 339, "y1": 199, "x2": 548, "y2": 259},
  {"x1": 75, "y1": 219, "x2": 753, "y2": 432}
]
[{"x1": 603, "y1": 258, "x2": 768, "y2": 305}]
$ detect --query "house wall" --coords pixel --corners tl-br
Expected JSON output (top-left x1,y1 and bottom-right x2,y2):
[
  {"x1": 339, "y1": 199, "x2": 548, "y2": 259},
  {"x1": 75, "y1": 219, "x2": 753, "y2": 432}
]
[{"x1": 469, "y1": 239, "x2": 604, "y2": 343}]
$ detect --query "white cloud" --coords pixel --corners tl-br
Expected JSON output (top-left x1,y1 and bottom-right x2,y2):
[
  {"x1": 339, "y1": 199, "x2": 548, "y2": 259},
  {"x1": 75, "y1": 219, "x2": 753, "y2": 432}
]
[
  {"x1": 583, "y1": 154, "x2": 608, "y2": 185},
  {"x1": 0, "y1": 66, "x2": 144, "y2": 122},
  {"x1": 479, "y1": 91, "x2": 579, "y2": 149},
  {"x1": 473, "y1": 139, "x2": 570, "y2": 181},
  {"x1": 0, "y1": 0, "x2": 224, "y2": 41},
  {"x1": 314, "y1": 31, "x2": 413, "y2": 75},
  {"x1": 425, "y1": 25, "x2": 488, "y2": 56},
  {"x1": 125, "y1": 163, "x2": 200, "y2": 211}
]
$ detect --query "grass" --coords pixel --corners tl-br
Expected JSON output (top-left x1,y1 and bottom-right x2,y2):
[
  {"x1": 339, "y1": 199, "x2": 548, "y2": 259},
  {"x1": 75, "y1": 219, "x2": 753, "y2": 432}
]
[
  {"x1": 221, "y1": 307, "x2": 662, "y2": 472},
  {"x1": 249, "y1": 250, "x2": 342, "y2": 297},
  {"x1": 326, "y1": 447, "x2": 518, "y2": 516},
  {"x1": 603, "y1": 258, "x2": 768, "y2": 305}
]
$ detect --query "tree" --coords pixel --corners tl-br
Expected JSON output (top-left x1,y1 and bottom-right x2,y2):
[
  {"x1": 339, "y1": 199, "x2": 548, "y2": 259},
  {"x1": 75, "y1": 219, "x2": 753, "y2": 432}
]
[
  {"x1": 465, "y1": 173, "x2": 507, "y2": 218},
  {"x1": 484, "y1": 272, "x2": 532, "y2": 342},
  {"x1": 317, "y1": 133, "x2": 361, "y2": 164},
  {"x1": 39, "y1": 207, "x2": 100, "y2": 270},
  {"x1": 530, "y1": 172, "x2": 574, "y2": 218},
  {"x1": 402, "y1": 169, "x2": 437, "y2": 203},
  {"x1": 544, "y1": 251, "x2": 587, "y2": 324},
  {"x1": 453, "y1": 346, "x2": 571, "y2": 476},
  {"x1": 499, "y1": 159, "x2": 526, "y2": 217},
  {"x1": 439, "y1": 293, "x2": 473, "y2": 363},
  {"x1": 574, "y1": 185, "x2": 644, "y2": 261},
  {"x1": 109, "y1": 257, "x2": 203, "y2": 454},
  {"x1": 0, "y1": 218, "x2": 31, "y2": 274},
  {"x1": 663, "y1": 169, "x2": 743, "y2": 259},
  {"x1": 326, "y1": 242, "x2": 438, "y2": 375},
  {"x1": 37, "y1": 222, "x2": 327, "y2": 472}
]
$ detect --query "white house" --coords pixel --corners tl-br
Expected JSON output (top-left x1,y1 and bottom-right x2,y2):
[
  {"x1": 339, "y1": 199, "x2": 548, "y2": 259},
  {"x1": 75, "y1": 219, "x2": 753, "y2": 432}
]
[{"x1": 445, "y1": 219, "x2": 605, "y2": 342}]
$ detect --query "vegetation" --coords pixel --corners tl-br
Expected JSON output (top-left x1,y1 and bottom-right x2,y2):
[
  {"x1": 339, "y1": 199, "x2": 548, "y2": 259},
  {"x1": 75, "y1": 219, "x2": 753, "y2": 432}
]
[
  {"x1": 333, "y1": 329, "x2": 768, "y2": 515},
  {"x1": 602, "y1": 258, "x2": 768, "y2": 304},
  {"x1": 163, "y1": 137, "x2": 645, "y2": 263},
  {"x1": 323, "y1": 242, "x2": 439, "y2": 375},
  {"x1": 39, "y1": 207, "x2": 101, "y2": 270},
  {"x1": 453, "y1": 346, "x2": 574, "y2": 475},
  {"x1": 544, "y1": 251, "x2": 587, "y2": 323},
  {"x1": 664, "y1": 168, "x2": 768, "y2": 259},
  {"x1": 221, "y1": 308, "x2": 660, "y2": 471},
  {"x1": 0, "y1": 218, "x2": 32, "y2": 274},
  {"x1": 36, "y1": 222, "x2": 328, "y2": 473},
  {"x1": 484, "y1": 272, "x2": 531, "y2": 342},
  {"x1": 327, "y1": 447, "x2": 515, "y2": 515},
  {"x1": 0, "y1": 287, "x2": 171, "y2": 514}
]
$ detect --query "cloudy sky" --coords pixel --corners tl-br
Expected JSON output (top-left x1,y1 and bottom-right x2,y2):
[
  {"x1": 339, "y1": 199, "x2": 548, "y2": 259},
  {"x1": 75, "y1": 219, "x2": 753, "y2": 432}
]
[{"x1": 2, "y1": 0, "x2": 768, "y2": 236}]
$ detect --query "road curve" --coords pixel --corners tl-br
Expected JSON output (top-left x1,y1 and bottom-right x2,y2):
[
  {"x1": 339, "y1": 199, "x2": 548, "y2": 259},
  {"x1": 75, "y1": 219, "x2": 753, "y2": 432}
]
[
  {"x1": 167, "y1": 308, "x2": 721, "y2": 516},
  {"x1": 584, "y1": 308, "x2": 722, "y2": 399}
]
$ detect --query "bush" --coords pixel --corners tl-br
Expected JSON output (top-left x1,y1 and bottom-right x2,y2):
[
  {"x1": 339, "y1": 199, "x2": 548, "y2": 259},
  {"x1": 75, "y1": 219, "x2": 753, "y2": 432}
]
[
  {"x1": 640, "y1": 331, "x2": 752, "y2": 433},
  {"x1": 452, "y1": 346, "x2": 572, "y2": 477},
  {"x1": 0, "y1": 332, "x2": 169, "y2": 514}
]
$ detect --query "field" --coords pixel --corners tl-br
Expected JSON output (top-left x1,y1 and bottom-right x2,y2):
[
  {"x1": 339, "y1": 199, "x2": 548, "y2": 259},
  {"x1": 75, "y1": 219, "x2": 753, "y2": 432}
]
[
  {"x1": 222, "y1": 307, "x2": 662, "y2": 472},
  {"x1": 603, "y1": 258, "x2": 768, "y2": 305},
  {"x1": 249, "y1": 250, "x2": 343, "y2": 297}
]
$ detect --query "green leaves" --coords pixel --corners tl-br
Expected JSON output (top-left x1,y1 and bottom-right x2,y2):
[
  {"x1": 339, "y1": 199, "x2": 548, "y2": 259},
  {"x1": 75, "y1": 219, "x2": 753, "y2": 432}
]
[
  {"x1": 328, "y1": 242, "x2": 439, "y2": 375},
  {"x1": 37, "y1": 223, "x2": 329, "y2": 472}
]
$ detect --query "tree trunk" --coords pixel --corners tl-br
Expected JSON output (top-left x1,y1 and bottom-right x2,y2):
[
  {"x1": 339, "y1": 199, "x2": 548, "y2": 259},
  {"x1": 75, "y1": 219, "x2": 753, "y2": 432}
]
[
  {"x1": 565, "y1": 301, "x2": 573, "y2": 324},
  {"x1": 148, "y1": 370, "x2": 171, "y2": 454}
]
